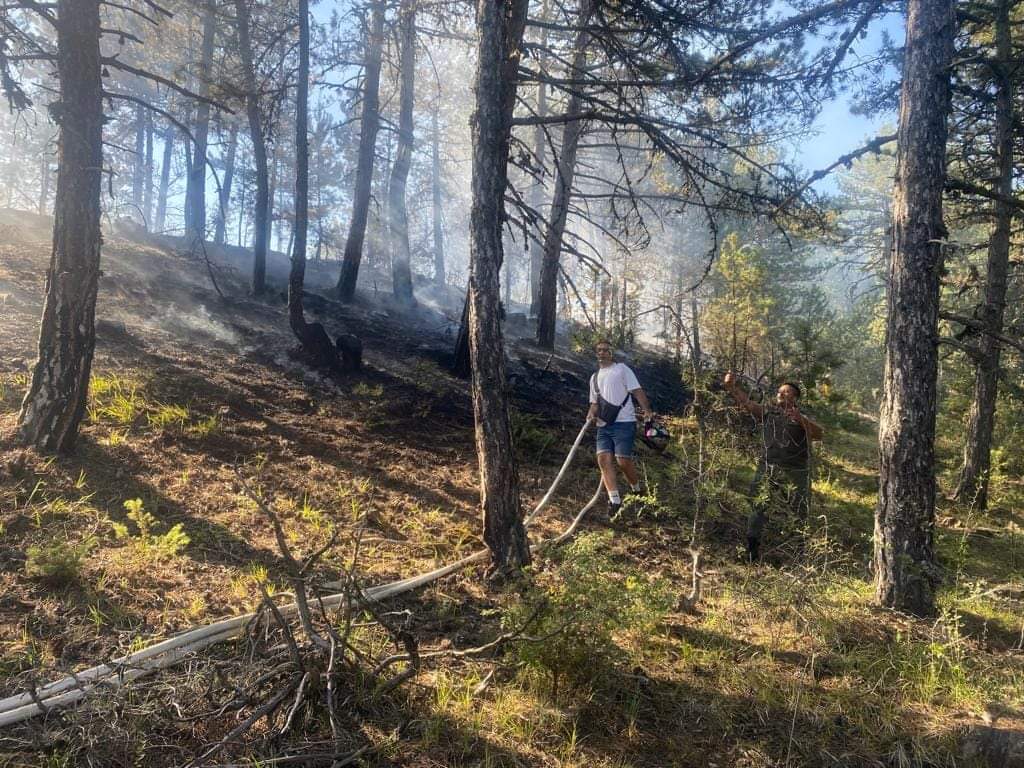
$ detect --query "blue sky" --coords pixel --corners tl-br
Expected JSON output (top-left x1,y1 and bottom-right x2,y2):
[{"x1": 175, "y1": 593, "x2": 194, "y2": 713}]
[{"x1": 793, "y1": 11, "x2": 903, "y2": 191}]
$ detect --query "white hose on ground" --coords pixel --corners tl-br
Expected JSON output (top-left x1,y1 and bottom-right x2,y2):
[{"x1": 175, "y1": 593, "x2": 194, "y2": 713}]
[{"x1": 0, "y1": 419, "x2": 600, "y2": 727}]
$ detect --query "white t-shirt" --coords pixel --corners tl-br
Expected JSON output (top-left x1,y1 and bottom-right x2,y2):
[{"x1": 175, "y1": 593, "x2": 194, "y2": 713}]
[{"x1": 590, "y1": 362, "x2": 642, "y2": 424}]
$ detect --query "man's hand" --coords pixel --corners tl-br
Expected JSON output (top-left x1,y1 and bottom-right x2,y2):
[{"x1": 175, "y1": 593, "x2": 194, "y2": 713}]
[{"x1": 783, "y1": 404, "x2": 802, "y2": 424}]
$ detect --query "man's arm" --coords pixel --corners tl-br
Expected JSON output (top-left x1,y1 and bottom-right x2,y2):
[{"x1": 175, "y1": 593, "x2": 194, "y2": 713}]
[
  {"x1": 587, "y1": 375, "x2": 599, "y2": 422},
  {"x1": 723, "y1": 371, "x2": 765, "y2": 418},
  {"x1": 630, "y1": 387, "x2": 654, "y2": 420}
]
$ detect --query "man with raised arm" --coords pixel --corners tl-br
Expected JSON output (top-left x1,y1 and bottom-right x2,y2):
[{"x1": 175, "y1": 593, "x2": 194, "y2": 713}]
[
  {"x1": 587, "y1": 339, "x2": 655, "y2": 518},
  {"x1": 723, "y1": 372, "x2": 824, "y2": 562}
]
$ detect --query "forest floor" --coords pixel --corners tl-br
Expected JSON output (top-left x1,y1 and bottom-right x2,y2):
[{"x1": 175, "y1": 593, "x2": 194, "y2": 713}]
[{"x1": 0, "y1": 213, "x2": 1022, "y2": 767}]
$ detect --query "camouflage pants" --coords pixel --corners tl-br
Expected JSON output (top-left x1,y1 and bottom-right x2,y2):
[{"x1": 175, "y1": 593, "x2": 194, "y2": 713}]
[{"x1": 746, "y1": 460, "x2": 811, "y2": 543}]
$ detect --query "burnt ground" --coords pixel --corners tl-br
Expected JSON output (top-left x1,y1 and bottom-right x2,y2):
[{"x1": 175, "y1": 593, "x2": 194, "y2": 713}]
[{"x1": 1, "y1": 210, "x2": 1022, "y2": 768}]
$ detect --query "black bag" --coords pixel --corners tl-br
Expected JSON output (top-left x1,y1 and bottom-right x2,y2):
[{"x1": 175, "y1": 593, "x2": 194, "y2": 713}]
[{"x1": 591, "y1": 373, "x2": 631, "y2": 424}]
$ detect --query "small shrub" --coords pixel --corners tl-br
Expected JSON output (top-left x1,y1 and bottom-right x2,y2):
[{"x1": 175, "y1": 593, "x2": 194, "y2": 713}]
[
  {"x1": 113, "y1": 498, "x2": 190, "y2": 559},
  {"x1": 504, "y1": 532, "x2": 674, "y2": 695},
  {"x1": 25, "y1": 538, "x2": 96, "y2": 586},
  {"x1": 510, "y1": 410, "x2": 557, "y2": 462}
]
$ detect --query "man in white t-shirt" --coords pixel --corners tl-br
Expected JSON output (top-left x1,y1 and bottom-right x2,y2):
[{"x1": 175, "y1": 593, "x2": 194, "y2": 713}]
[{"x1": 586, "y1": 339, "x2": 655, "y2": 517}]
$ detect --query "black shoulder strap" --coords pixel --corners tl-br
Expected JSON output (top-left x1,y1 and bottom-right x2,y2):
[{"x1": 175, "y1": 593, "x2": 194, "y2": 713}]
[{"x1": 619, "y1": 365, "x2": 631, "y2": 406}]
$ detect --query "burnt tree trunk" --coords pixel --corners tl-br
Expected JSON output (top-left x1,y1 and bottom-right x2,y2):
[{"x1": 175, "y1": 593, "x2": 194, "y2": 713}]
[
  {"x1": 234, "y1": 0, "x2": 269, "y2": 295},
  {"x1": 535, "y1": 0, "x2": 592, "y2": 350},
  {"x1": 214, "y1": 124, "x2": 238, "y2": 245},
  {"x1": 431, "y1": 102, "x2": 445, "y2": 286},
  {"x1": 468, "y1": 0, "x2": 531, "y2": 572},
  {"x1": 874, "y1": 0, "x2": 955, "y2": 616},
  {"x1": 288, "y1": 0, "x2": 341, "y2": 370},
  {"x1": 335, "y1": 0, "x2": 385, "y2": 302},
  {"x1": 955, "y1": 0, "x2": 1015, "y2": 511},
  {"x1": 185, "y1": 1, "x2": 216, "y2": 246},
  {"x1": 155, "y1": 128, "x2": 174, "y2": 232},
  {"x1": 453, "y1": 290, "x2": 471, "y2": 378},
  {"x1": 290, "y1": 0, "x2": 310, "y2": 340},
  {"x1": 388, "y1": 0, "x2": 416, "y2": 306},
  {"x1": 18, "y1": 0, "x2": 104, "y2": 453}
]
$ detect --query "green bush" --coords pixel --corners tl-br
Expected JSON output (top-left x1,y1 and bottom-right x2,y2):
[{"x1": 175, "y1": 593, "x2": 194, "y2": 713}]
[
  {"x1": 112, "y1": 498, "x2": 190, "y2": 559},
  {"x1": 25, "y1": 538, "x2": 96, "y2": 586},
  {"x1": 504, "y1": 532, "x2": 674, "y2": 696}
]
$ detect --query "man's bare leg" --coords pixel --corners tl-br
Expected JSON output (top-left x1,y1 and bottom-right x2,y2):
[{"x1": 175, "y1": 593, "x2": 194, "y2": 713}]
[
  {"x1": 597, "y1": 451, "x2": 619, "y2": 495},
  {"x1": 616, "y1": 456, "x2": 640, "y2": 488}
]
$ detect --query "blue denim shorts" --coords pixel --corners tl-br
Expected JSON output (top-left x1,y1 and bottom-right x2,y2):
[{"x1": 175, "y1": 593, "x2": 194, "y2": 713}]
[{"x1": 596, "y1": 420, "x2": 636, "y2": 458}]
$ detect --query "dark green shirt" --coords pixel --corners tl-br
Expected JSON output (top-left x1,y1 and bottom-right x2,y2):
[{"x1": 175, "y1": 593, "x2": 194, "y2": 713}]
[{"x1": 761, "y1": 407, "x2": 810, "y2": 469}]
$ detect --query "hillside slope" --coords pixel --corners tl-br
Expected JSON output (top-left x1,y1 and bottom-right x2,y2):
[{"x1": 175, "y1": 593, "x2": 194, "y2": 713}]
[{"x1": 0, "y1": 215, "x2": 1022, "y2": 767}]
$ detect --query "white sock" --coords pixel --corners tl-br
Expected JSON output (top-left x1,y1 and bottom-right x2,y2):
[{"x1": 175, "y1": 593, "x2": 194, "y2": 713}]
[{"x1": 608, "y1": 490, "x2": 621, "y2": 504}]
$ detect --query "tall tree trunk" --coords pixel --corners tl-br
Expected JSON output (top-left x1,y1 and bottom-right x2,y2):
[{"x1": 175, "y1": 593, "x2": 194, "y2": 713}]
[
  {"x1": 185, "y1": 1, "x2": 216, "y2": 246},
  {"x1": 431, "y1": 102, "x2": 445, "y2": 286},
  {"x1": 143, "y1": 110, "x2": 154, "y2": 227},
  {"x1": 18, "y1": 0, "x2": 103, "y2": 453},
  {"x1": 955, "y1": 0, "x2": 1015, "y2": 511},
  {"x1": 290, "y1": 0, "x2": 310, "y2": 339},
  {"x1": 468, "y1": 0, "x2": 531, "y2": 573},
  {"x1": 335, "y1": 0, "x2": 385, "y2": 302},
  {"x1": 155, "y1": 128, "x2": 174, "y2": 232},
  {"x1": 388, "y1": 0, "x2": 416, "y2": 306},
  {"x1": 234, "y1": 0, "x2": 269, "y2": 294},
  {"x1": 132, "y1": 104, "x2": 146, "y2": 215},
  {"x1": 214, "y1": 124, "x2": 238, "y2": 245},
  {"x1": 874, "y1": 0, "x2": 955, "y2": 616},
  {"x1": 535, "y1": 0, "x2": 592, "y2": 350},
  {"x1": 528, "y1": 2, "x2": 548, "y2": 316}
]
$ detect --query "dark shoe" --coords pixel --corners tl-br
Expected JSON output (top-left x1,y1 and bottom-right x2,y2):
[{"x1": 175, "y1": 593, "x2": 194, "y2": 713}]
[
  {"x1": 607, "y1": 500, "x2": 622, "y2": 520},
  {"x1": 746, "y1": 536, "x2": 761, "y2": 563}
]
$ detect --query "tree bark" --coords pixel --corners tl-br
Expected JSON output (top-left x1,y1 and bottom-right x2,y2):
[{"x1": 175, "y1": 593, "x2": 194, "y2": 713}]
[
  {"x1": 468, "y1": 0, "x2": 531, "y2": 572},
  {"x1": 185, "y1": 1, "x2": 216, "y2": 246},
  {"x1": 955, "y1": 0, "x2": 1015, "y2": 511},
  {"x1": 155, "y1": 128, "x2": 174, "y2": 232},
  {"x1": 18, "y1": 0, "x2": 104, "y2": 453},
  {"x1": 233, "y1": 0, "x2": 269, "y2": 294},
  {"x1": 874, "y1": 0, "x2": 955, "y2": 616},
  {"x1": 335, "y1": 0, "x2": 385, "y2": 302},
  {"x1": 214, "y1": 124, "x2": 238, "y2": 245},
  {"x1": 431, "y1": 102, "x2": 445, "y2": 286},
  {"x1": 535, "y1": 0, "x2": 592, "y2": 350},
  {"x1": 388, "y1": 0, "x2": 416, "y2": 306}
]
